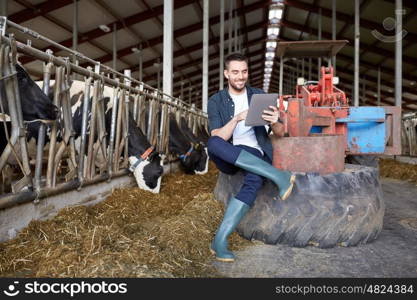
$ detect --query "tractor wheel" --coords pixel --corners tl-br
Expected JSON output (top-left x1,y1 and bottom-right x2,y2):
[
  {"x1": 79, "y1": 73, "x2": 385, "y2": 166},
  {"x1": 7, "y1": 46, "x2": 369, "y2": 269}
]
[{"x1": 213, "y1": 163, "x2": 384, "y2": 248}]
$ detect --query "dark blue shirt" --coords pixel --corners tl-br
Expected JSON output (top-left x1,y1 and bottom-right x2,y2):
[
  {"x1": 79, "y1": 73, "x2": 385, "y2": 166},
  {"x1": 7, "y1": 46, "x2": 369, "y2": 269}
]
[{"x1": 207, "y1": 85, "x2": 273, "y2": 162}]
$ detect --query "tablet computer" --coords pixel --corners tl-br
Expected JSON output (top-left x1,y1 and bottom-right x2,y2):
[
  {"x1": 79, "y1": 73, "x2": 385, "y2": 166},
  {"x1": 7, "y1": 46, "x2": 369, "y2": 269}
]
[{"x1": 245, "y1": 93, "x2": 279, "y2": 127}]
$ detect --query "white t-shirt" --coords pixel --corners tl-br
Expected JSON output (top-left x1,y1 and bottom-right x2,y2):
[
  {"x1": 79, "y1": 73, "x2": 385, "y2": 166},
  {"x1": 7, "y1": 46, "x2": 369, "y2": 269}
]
[{"x1": 230, "y1": 89, "x2": 263, "y2": 154}]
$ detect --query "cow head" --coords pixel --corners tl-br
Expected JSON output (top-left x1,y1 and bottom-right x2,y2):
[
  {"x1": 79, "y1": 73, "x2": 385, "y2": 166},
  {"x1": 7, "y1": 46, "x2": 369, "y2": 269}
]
[
  {"x1": 177, "y1": 143, "x2": 202, "y2": 175},
  {"x1": 129, "y1": 148, "x2": 164, "y2": 193},
  {"x1": 193, "y1": 143, "x2": 209, "y2": 175},
  {"x1": 15, "y1": 64, "x2": 58, "y2": 121}
]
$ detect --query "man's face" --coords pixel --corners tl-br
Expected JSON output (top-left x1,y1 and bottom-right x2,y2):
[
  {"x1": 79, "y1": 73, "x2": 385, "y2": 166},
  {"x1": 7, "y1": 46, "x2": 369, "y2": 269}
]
[{"x1": 224, "y1": 60, "x2": 248, "y2": 92}]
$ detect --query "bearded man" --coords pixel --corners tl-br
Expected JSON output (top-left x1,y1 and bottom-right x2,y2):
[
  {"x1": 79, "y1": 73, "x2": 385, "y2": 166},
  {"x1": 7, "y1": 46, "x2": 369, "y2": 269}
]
[{"x1": 207, "y1": 53, "x2": 295, "y2": 262}]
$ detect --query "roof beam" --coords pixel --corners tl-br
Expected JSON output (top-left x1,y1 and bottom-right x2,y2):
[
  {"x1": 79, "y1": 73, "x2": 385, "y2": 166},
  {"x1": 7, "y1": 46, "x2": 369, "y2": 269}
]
[
  {"x1": 74, "y1": 5, "x2": 266, "y2": 78},
  {"x1": 284, "y1": 0, "x2": 417, "y2": 43},
  {"x1": 13, "y1": 0, "x2": 136, "y2": 73},
  {"x1": 178, "y1": 58, "x2": 263, "y2": 103},
  {"x1": 10, "y1": 0, "x2": 73, "y2": 24},
  {"x1": 383, "y1": 0, "x2": 417, "y2": 10},
  {"x1": 255, "y1": 35, "x2": 416, "y2": 98},
  {"x1": 335, "y1": 0, "x2": 372, "y2": 38},
  {"x1": 281, "y1": 19, "x2": 417, "y2": 67},
  {"x1": 143, "y1": 37, "x2": 265, "y2": 83},
  {"x1": 176, "y1": 57, "x2": 265, "y2": 99},
  {"x1": 135, "y1": 0, "x2": 196, "y2": 80},
  {"x1": 111, "y1": 21, "x2": 265, "y2": 86},
  {"x1": 297, "y1": 0, "x2": 318, "y2": 41},
  {"x1": 171, "y1": 54, "x2": 265, "y2": 97},
  {"x1": 19, "y1": 0, "x2": 196, "y2": 65}
]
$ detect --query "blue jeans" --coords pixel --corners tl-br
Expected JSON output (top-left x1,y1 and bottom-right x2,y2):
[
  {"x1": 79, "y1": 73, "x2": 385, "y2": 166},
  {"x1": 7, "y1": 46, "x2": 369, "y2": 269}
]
[{"x1": 207, "y1": 136, "x2": 269, "y2": 207}]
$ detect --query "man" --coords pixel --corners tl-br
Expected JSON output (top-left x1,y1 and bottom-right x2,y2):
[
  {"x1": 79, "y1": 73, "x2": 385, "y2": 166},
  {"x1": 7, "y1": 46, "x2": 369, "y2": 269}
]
[{"x1": 207, "y1": 53, "x2": 295, "y2": 262}]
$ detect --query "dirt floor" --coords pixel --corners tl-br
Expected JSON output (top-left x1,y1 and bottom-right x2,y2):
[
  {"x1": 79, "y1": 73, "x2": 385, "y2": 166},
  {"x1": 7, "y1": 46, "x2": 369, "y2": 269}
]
[
  {"x1": 0, "y1": 159, "x2": 416, "y2": 278},
  {"x1": 0, "y1": 162, "x2": 250, "y2": 278}
]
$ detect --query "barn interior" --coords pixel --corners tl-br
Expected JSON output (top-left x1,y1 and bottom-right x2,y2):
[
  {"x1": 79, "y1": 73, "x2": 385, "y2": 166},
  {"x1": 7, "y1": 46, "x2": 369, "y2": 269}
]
[{"x1": 0, "y1": 0, "x2": 416, "y2": 280}]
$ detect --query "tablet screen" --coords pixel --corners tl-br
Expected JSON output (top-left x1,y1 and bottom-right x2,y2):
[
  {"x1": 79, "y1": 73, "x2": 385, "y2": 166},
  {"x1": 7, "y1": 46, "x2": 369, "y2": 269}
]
[{"x1": 245, "y1": 93, "x2": 279, "y2": 127}]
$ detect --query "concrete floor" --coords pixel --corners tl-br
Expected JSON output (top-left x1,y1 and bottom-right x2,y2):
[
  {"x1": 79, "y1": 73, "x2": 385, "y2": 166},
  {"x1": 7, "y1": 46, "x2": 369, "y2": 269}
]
[{"x1": 213, "y1": 178, "x2": 417, "y2": 278}]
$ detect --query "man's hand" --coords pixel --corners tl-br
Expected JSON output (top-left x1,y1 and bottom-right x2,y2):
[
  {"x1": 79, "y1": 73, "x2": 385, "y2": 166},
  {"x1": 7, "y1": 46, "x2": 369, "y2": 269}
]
[
  {"x1": 262, "y1": 105, "x2": 279, "y2": 124},
  {"x1": 234, "y1": 109, "x2": 248, "y2": 122}
]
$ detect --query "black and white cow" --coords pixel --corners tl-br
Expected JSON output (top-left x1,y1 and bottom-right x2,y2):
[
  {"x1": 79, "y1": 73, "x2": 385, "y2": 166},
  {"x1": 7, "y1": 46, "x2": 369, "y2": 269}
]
[
  {"x1": 195, "y1": 122, "x2": 209, "y2": 145},
  {"x1": 0, "y1": 64, "x2": 58, "y2": 123},
  {"x1": 67, "y1": 81, "x2": 164, "y2": 193},
  {"x1": 168, "y1": 113, "x2": 207, "y2": 175},
  {"x1": 0, "y1": 64, "x2": 58, "y2": 156},
  {"x1": 178, "y1": 117, "x2": 208, "y2": 175}
]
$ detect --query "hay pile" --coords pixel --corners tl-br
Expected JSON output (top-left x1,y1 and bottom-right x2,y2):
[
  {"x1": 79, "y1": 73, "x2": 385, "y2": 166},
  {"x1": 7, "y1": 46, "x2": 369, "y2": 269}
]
[
  {"x1": 379, "y1": 158, "x2": 417, "y2": 184},
  {"x1": 0, "y1": 162, "x2": 251, "y2": 278}
]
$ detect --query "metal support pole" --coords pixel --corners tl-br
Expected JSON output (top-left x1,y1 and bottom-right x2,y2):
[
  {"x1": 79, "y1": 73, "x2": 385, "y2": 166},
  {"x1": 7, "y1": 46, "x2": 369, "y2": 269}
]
[
  {"x1": 377, "y1": 66, "x2": 381, "y2": 106},
  {"x1": 395, "y1": 0, "x2": 402, "y2": 108},
  {"x1": 279, "y1": 56, "x2": 284, "y2": 96},
  {"x1": 35, "y1": 62, "x2": 53, "y2": 192},
  {"x1": 112, "y1": 23, "x2": 117, "y2": 71},
  {"x1": 228, "y1": 0, "x2": 233, "y2": 55},
  {"x1": 219, "y1": 0, "x2": 225, "y2": 90},
  {"x1": 301, "y1": 58, "x2": 305, "y2": 78},
  {"x1": 202, "y1": 0, "x2": 209, "y2": 112},
  {"x1": 317, "y1": 8, "x2": 322, "y2": 80},
  {"x1": 308, "y1": 58, "x2": 312, "y2": 81},
  {"x1": 0, "y1": 0, "x2": 7, "y2": 16},
  {"x1": 188, "y1": 87, "x2": 192, "y2": 105},
  {"x1": 157, "y1": 62, "x2": 160, "y2": 90},
  {"x1": 332, "y1": 0, "x2": 336, "y2": 72},
  {"x1": 354, "y1": 0, "x2": 360, "y2": 107},
  {"x1": 234, "y1": 3, "x2": 238, "y2": 52},
  {"x1": 139, "y1": 45, "x2": 143, "y2": 82},
  {"x1": 362, "y1": 76, "x2": 366, "y2": 106},
  {"x1": 163, "y1": 0, "x2": 173, "y2": 98},
  {"x1": 73, "y1": 0, "x2": 78, "y2": 51}
]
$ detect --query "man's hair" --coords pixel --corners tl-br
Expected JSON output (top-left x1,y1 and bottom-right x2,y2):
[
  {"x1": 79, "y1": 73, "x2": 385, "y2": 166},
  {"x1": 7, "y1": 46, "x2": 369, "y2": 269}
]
[{"x1": 224, "y1": 53, "x2": 248, "y2": 70}]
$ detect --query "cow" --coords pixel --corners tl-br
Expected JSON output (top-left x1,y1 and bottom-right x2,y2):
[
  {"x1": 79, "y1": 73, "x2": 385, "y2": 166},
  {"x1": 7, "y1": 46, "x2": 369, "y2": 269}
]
[
  {"x1": 0, "y1": 65, "x2": 58, "y2": 158},
  {"x1": 65, "y1": 80, "x2": 164, "y2": 193},
  {"x1": 0, "y1": 64, "x2": 58, "y2": 152},
  {"x1": 0, "y1": 64, "x2": 58, "y2": 192},
  {"x1": 168, "y1": 112, "x2": 207, "y2": 175},
  {"x1": 178, "y1": 116, "x2": 208, "y2": 175},
  {"x1": 0, "y1": 64, "x2": 58, "y2": 124},
  {"x1": 195, "y1": 122, "x2": 210, "y2": 144}
]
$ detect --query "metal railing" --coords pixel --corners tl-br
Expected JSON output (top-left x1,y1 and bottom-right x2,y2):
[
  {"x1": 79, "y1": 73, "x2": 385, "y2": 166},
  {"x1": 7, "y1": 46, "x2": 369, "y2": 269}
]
[{"x1": 0, "y1": 17, "x2": 208, "y2": 209}]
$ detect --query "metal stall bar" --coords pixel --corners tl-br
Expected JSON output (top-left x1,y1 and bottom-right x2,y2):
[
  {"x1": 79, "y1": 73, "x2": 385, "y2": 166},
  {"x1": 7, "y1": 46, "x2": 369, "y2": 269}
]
[
  {"x1": 4, "y1": 19, "x2": 200, "y2": 113},
  {"x1": 34, "y1": 61, "x2": 53, "y2": 193},
  {"x1": 78, "y1": 74, "x2": 93, "y2": 186},
  {"x1": 108, "y1": 83, "x2": 120, "y2": 177},
  {"x1": 46, "y1": 66, "x2": 62, "y2": 187},
  {"x1": 0, "y1": 42, "x2": 32, "y2": 191}
]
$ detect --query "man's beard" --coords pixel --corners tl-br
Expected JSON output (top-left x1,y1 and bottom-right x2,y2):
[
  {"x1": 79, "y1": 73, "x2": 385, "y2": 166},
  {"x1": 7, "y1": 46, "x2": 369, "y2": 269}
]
[{"x1": 229, "y1": 80, "x2": 246, "y2": 92}]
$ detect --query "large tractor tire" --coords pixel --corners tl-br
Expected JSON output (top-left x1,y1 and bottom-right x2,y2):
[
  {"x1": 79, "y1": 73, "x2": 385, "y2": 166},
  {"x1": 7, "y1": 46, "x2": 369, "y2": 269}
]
[{"x1": 213, "y1": 164, "x2": 384, "y2": 248}]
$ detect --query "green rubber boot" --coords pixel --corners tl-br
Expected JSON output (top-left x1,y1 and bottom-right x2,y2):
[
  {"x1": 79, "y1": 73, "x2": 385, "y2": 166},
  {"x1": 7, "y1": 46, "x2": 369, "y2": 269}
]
[
  {"x1": 210, "y1": 197, "x2": 250, "y2": 262},
  {"x1": 235, "y1": 150, "x2": 295, "y2": 200}
]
